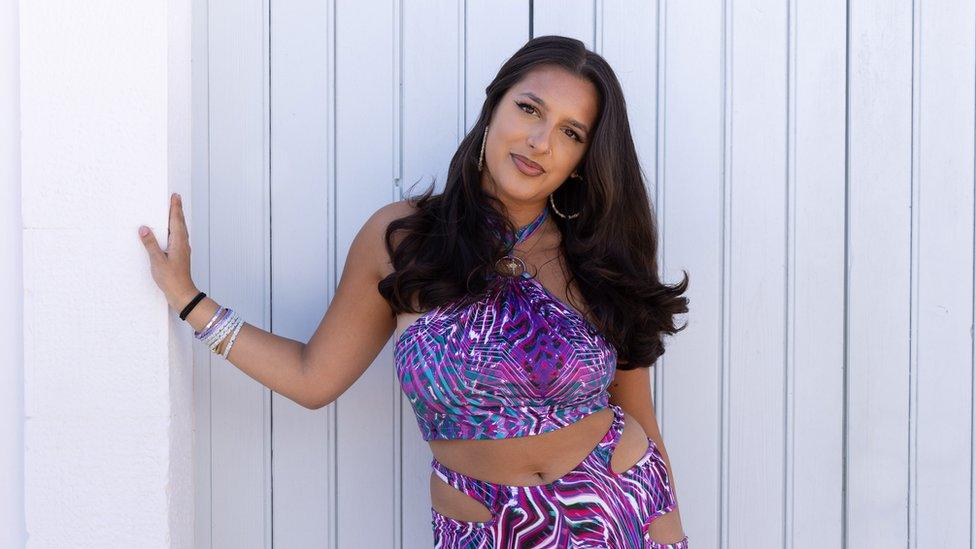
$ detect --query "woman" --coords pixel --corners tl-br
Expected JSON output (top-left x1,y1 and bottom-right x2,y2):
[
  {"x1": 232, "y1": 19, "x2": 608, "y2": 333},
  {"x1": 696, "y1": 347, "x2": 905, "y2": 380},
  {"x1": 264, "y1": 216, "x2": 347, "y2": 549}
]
[{"x1": 139, "y1": 35, "x2": 690, "y2": 548}]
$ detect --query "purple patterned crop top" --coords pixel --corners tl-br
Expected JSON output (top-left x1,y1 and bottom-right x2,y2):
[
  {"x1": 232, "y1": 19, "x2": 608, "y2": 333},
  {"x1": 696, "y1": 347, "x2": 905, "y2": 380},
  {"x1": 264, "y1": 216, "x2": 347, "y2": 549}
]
[{"x1": 393, "y1": 206, "x2": 618, "y2": 441}]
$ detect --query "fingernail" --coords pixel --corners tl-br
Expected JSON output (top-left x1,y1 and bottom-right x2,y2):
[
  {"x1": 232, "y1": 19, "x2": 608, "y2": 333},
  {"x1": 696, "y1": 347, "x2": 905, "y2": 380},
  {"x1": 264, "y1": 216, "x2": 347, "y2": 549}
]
[{"x1": 139, "y1": 226, "x2": 148, "y2": 236}]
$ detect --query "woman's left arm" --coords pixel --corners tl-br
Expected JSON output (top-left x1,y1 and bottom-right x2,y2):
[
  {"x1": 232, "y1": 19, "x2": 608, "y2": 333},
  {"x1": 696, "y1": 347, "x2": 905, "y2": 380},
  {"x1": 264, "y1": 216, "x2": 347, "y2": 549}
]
[{"x1": 608, "y1": 365, "x2": 687, "y2": 543}]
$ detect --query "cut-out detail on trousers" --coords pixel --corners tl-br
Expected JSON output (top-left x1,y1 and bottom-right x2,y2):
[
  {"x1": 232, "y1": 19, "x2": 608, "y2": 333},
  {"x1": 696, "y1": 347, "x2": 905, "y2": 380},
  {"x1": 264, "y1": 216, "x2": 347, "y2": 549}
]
[{"x1": 429, "y1": 403, "x2": 690, "y2": 548}]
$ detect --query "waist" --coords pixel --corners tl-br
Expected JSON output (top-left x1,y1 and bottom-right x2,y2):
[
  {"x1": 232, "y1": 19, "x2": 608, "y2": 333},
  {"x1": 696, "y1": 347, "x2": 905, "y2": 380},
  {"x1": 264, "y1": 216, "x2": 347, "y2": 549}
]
[{"x1": 428, "y1": 406, "x2": 615, "y2": 485}]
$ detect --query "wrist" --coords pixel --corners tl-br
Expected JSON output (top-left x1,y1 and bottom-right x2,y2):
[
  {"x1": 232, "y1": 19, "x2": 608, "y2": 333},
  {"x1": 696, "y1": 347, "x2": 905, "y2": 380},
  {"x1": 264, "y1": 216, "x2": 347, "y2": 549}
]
[{"x1": 169, "y1": 286, "x2": 202, "y2": 311}]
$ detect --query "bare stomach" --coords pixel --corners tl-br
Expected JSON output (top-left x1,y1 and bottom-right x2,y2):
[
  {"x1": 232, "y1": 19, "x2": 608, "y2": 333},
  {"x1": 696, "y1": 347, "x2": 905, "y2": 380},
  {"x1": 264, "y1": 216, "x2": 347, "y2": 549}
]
[{"x1": 426, "y1": 407, "x2": 652, "y2": 523}]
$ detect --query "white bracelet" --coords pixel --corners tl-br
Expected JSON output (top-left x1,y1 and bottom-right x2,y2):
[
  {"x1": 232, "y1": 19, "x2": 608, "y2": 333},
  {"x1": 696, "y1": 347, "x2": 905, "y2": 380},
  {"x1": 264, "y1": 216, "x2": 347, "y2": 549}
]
[
  {"x1": 208, "y1": 312, "x2": 238, "y2": 352},
  {"x1": 221, "y1": 319, "x2": 245, "y2": 359},
  {"x1": 202, "y1": 308, "x2": 233, "y2": 347}
]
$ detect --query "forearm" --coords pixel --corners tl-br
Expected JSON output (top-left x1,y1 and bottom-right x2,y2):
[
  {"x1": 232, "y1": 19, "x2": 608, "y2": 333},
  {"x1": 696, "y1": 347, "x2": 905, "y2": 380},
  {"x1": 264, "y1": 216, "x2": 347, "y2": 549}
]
[
  {"x1": 632, "y1": 408, "x2": 686, "y2": 531},
  {"x1": 173, "y1": 290, "x2": 314, "y2": 409},
  {"x1": 611, "y1": 385, "x2": 686, "y2": 544},
  {"x1": 651, "y1": 432, "x2": 681, "y2": 506}
]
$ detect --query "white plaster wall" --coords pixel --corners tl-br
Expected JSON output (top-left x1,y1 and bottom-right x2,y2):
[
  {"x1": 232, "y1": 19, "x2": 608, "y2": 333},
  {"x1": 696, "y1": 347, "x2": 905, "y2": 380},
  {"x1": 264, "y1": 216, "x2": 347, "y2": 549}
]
[
  {"x1": 1, "y1": 0, "x2": 26, "y2": 547},
  {"x1": 19, "y1": 1, "x2": 194, "y2": 546}
]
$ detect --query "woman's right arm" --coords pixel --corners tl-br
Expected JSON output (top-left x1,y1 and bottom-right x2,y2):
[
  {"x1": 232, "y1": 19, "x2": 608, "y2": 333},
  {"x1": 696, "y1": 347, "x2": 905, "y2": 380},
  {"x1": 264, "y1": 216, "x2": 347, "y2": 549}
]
[
  {"x1": 141, "y1": 194, "x2": 401, "y2": 410},
  {"x1": 294, "y1": 203, "x2": 403, "y2": 408}
]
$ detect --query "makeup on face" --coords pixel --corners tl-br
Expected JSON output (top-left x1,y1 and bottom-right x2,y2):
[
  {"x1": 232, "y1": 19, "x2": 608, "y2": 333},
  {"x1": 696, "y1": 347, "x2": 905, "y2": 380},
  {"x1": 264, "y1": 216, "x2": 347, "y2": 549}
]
[
  {"x1": 515, "y1": 92, "x2": 589, "y2": 144},
  {"x1": 511, "y1": 153, "x2": 545, "y2": 177}
]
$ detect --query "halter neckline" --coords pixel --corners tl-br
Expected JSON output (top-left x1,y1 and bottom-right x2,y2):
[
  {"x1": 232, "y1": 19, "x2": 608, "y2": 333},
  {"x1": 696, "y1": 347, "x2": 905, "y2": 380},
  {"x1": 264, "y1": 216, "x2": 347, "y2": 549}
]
[{"x1": 496, "y1": 207, "x2": 549, "y2": 251}]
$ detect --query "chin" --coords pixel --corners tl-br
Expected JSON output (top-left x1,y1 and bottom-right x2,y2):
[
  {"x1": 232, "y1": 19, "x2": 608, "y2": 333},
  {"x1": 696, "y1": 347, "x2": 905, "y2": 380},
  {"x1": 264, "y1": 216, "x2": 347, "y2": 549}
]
[{"x1": 495, "y1": 178, "x2": 543, "y2": 201}]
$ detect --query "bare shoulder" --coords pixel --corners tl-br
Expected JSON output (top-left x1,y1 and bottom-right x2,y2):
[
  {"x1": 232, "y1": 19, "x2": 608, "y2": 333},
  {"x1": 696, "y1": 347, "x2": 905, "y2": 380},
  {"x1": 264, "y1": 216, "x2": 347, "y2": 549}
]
[
  {"x1": 363, "y1": 199, "x2": 421, "y2": 279},
  {"x1": 369, "y1": 198, "x2": 420, "y2": 228},
  {"x1": 300, "y1": 199, "x2": 421, "y2": 408}
]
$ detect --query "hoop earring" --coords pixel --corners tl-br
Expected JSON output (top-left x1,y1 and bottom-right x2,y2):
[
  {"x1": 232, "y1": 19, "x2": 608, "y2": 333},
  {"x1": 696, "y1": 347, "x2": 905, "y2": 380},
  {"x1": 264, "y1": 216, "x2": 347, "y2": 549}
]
[
  {"x1": 477, "y1": 125, "x2": 489, "y2": 172},
  {"x1": 548, "y1": 178, "x2": 582, "y2": 219}
]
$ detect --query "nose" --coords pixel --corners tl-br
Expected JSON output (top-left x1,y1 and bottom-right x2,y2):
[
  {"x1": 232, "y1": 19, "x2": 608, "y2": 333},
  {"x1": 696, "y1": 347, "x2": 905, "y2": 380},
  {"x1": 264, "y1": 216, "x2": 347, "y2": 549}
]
[{"x1": 527, "y1": 128, "x2": 552, "y2": 155}]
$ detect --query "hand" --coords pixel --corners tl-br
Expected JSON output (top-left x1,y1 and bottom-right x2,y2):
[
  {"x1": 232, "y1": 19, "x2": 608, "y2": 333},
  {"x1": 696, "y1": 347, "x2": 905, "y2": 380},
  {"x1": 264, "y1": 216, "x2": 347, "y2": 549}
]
[{"x1": 138, "y1": 193, "x2": 199, "y2": 311}]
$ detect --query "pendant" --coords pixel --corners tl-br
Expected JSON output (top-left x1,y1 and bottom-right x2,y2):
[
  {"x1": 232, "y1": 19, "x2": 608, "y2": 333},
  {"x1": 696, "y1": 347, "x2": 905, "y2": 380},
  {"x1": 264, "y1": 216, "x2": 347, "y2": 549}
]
[{"x1": 494, "y1": 255, "x2": 526, "y2": 277}]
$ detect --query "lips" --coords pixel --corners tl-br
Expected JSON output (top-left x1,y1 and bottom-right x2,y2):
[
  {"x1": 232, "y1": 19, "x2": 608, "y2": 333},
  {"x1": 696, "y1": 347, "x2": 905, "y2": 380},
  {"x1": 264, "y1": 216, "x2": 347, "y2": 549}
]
[{"x1": 511, "y1": 153, "x2": 545, "y2": 176}]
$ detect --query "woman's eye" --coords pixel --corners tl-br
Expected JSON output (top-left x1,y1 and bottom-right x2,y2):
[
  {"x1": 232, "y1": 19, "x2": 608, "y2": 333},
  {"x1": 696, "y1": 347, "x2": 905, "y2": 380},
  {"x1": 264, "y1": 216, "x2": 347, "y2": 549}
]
[
  {"x1": 516, "y1": 101, "x2": 583, "y2": 143},
  {"x1": 517, "y1": 101, "x2": 537, "y2": 115}
]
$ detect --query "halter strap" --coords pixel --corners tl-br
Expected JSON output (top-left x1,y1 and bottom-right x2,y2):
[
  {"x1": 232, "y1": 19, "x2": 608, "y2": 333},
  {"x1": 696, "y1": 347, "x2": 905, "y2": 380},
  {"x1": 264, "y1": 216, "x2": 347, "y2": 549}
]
[{"x1": 495, "y1": 207, "x2": 549, "y2": 251}]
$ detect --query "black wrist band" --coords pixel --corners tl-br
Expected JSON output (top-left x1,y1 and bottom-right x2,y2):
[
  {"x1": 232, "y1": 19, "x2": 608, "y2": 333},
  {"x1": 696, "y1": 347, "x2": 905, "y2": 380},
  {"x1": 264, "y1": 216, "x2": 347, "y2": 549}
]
[{"x1": 179, "y1": 291, "x2": 207, "y2": 321}]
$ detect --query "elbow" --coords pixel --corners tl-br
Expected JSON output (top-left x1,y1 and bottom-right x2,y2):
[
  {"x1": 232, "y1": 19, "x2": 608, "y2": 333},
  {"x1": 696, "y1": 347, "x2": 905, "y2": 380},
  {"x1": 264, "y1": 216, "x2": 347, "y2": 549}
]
[
  {"x1": 298, "y1": 346, "x2": 331, "y2": 410},
  {"x1": 300, "y1": 387, "x2": 336, "y2": 410},
  {"x1": 302, "y1": 396, "x2": 332, "y2": 410},
  {"x1": 297, "y1": 346, "x2": 341, "y2": 410}
]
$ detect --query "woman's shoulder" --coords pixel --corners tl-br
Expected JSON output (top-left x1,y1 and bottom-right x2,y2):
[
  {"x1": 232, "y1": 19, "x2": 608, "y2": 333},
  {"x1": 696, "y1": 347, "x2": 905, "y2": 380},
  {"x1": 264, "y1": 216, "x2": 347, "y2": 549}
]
[
  {"x1": 365, "y1": 199, "x2": 422, "y2": 279},
  {"x1": 371, "y1": 198, "x2": 420, "y2": 226}
]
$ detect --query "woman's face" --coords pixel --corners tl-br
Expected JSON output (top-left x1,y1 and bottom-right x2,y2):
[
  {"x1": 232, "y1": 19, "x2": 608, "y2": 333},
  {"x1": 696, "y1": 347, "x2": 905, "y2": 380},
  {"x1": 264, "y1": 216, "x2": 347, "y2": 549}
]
[{"x1": 481, "y1": 65, "x2": 599, "y2": 217}]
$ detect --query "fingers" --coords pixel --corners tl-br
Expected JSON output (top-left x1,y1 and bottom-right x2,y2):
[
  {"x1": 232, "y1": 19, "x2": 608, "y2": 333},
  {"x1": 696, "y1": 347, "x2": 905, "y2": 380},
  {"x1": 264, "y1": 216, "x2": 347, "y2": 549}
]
[
  {"x1": 138, "y1": 225, "x2": 165, "y2": 260},
  {"x1": 140, "y1": 192, "x2": 188, "y2": 260},
  {"x1": 169, "y1": 193, "x2": 189, "y2": 245}
]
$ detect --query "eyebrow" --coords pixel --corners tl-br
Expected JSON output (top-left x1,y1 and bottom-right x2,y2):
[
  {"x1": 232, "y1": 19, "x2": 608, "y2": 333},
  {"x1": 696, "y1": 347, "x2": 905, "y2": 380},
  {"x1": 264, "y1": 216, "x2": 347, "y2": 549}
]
[{"x1": 518, "y1": 92, "x2": 590, "y2": 134}]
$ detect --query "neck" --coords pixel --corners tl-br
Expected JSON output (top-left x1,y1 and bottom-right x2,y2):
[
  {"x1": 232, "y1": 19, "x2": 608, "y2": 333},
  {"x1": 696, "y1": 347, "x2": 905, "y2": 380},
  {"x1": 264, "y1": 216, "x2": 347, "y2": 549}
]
[
  {"x1": 509, "y1": 204, "x2": 548, "y2": 230},
  {"x1": 479, "y1": 170, "x2": 549, "y2": 231}
]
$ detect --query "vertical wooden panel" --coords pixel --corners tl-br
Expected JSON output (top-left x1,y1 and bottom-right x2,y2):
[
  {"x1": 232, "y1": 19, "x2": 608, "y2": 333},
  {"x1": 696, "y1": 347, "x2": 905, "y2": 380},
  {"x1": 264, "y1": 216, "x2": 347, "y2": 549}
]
[
  {"x1": 399, "y1": 1, "x2": 465, "y2": 546},
  {"x1": 191, "y1": 0, "x2": 212, "y2": 546},
  {"x1": 847, "y1": 1, "x2": 913, "y2": 546},
  {"x1": 914, "y1": 2, "x2": 975, "y2": 547},
  {"x1": 207, "y1": 0, "x2": 272, "y2": 546},
  {"x1": 727, "y1": 1, "x2": 789, "y2": 546},
  {"x1": 791, "y1": 1, "x2": 847, "y2": 547},
  {"x1": 465, "y1": 1, "x2": 529, "y2": 130},
  {"x1": 599, "y1": 1, "x2": 657, "y2": 219},
  {"x1": 333, "y1": 0, "x2": 397, "y2": 547},
  {"x1": 649, "y1": 0, "x2": 726, "y2": 545},
  {"x1": 270, "y1": 0, "x2": 336, "y2": 546},
  {"x1": 398, "y1": 1, "x2": 458, "y2": 546},
  {"x1": 533, "y1": 0, "x2": 596, "y2": 49}
]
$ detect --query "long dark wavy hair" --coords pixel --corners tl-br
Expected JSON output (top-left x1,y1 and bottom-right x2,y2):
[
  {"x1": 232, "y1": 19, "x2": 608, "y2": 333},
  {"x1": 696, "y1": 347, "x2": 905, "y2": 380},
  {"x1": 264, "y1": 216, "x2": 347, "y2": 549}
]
[{"x1": 378, "y1": 35, "x2": 689, "y2": 369}]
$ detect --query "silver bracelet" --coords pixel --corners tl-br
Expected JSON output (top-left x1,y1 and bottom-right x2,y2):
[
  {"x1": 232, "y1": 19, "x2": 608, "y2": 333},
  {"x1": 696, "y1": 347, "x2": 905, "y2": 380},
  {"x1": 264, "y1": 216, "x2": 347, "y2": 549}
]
[
  {"x1": 207, "y1": 311, "x2": 238, "y2": 352},
  {"x1": 194, "y1": 306, "x2": 226, "y2": 338},
  {"x1": 190, "y1": 304, "x2": 244, "y2": 358},
  {"x1": 221, "y1": 319, "x2": 245, "y2": 359},
  {"x1": 202, "y1": 309, "x2": 232, "y2": 347}
]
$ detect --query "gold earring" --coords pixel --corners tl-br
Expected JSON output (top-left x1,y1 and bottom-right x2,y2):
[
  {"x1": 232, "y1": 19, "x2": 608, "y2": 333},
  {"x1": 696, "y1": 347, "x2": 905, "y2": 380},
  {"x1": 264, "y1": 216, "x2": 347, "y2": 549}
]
[
  {"x1": 549, "y1": 171, "x2": 584, "y2": 219},
  {"x1": 549, "y1": 192, "x2": 581, "y2": 219},
  {"x1": 477, "y1": 125, "x2": 489, "y2": 171}
]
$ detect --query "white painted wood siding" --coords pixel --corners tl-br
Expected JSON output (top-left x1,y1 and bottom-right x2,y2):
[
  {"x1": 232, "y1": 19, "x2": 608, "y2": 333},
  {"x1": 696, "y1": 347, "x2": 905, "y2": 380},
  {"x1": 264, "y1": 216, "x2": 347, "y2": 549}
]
[{"x1": 192, "y1": 1, "x2": 976, "y2": 547}]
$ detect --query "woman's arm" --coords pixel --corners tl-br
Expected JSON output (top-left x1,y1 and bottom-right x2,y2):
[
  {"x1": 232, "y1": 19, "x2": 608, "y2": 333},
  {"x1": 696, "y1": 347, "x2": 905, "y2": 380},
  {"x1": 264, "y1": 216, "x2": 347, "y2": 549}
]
[
  {"x1": 174, "y1": 291, "x2": 320, "y2": 407},
  {"x1": 140, "y1": 194, "x2": 399, "y2": 410},
  {"x1": 298, "y1": 203, "x2": 404, "y2": 408},
  {"x1": 608, "y1": 365, "x2": 687, "y2": 543}
]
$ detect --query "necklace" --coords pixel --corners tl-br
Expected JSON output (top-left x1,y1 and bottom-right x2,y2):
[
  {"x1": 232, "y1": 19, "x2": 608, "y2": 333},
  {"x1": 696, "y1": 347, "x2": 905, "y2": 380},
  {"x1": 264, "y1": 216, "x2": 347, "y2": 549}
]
[{"x1": 493, "y1": 207, "x2": 550, "y2": 277}]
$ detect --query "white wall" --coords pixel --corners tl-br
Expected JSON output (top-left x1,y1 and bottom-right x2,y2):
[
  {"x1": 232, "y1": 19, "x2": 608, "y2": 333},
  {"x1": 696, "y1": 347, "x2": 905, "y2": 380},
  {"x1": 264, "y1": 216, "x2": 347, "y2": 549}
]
[
  {"x1": 1, "y1": 0, "x2": 26, "y2": 546},
  {"x1": 0, "y1": 0, "x2": 954, "y2": 548},
  {"x1": 17, "y1": 1, "x2": 195, "y2": 547}
]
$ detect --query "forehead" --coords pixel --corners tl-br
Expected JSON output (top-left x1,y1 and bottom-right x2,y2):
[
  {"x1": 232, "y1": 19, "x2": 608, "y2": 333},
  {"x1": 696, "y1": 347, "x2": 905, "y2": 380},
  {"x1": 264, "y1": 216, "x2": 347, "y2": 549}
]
[{"x1": 509, "y1": 66, "x2": 599, "y2": 128}]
